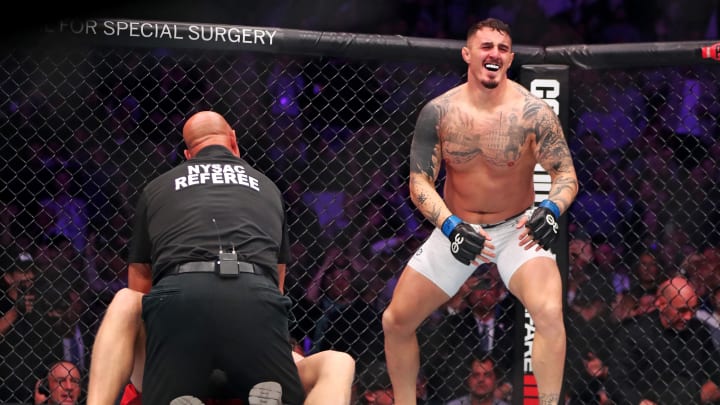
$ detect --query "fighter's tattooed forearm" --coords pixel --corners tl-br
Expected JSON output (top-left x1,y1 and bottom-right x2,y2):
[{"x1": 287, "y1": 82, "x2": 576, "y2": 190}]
[
  {"x1": 548, "y1": 177, "x2": 578, "y2": 213},
  {"x1": 428, "y1": 205, "x2": 442, "y2": 226},
  {"x1": 539, "y1": 393, "x2": 560, "y2": 405},
  {"x1": 416, "y1": 190, "x2": 428, "y2": 206},
  {"x1": 414, "y1": 189, "x2": 442, "y2": 226}
]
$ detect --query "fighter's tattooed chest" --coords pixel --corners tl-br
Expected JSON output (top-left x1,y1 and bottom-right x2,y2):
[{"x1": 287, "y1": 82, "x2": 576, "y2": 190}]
[{"x1": 437, "y1": 106, "x2": 531, "y2": 167}]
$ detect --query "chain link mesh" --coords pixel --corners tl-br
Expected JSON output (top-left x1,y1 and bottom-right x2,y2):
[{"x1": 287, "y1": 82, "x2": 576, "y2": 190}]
[{"x1": 1, "y1": 43, "x2": 718, "y2": 403}]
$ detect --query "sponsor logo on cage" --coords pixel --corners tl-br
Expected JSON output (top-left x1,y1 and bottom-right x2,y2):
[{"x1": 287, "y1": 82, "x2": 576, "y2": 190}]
[
  {"x1": 174, "y1": 164, "x2": 260, "y2": 191},
  {"x1": 529, "y1": 78, "x2": 560, "y2": 203},
  {"x1": 530, "y1": 79, "x2": 560, "y2": 115},
  {"x1": 523, "y1": 374, "x2": 539, "y2": 404},
  {"x1": 45, "y1": 20, "x2": 277, "y2": 45},
  {"x1": 524, "y1": 308, "x2": 535, "y2": 373}
]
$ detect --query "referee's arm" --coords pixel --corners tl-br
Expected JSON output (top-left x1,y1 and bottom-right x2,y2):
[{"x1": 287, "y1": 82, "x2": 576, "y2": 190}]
[{"x1": 129, "y1": 263, "x2": 152, "y2": 294}]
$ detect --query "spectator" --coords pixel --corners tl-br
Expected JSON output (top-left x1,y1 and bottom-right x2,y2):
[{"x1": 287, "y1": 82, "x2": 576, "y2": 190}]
[
  {"x1": 574, "y1": 72, "x2": 645, "y2": 152},
  {"x1": 567, "y1": 237, "x2": 594, "y2": 306},
  {"x1": 36, "y1": 165, "x2": 91, "y2": 255},
  {"x1": 357, "y1": 361, "x2": 395, "y2": 405},
  {"x1": 33, "y1": 360, "x2": 82, "y2": 405},
  {"x1": 445, "y1": 354, "x2": 510, "y2": 405},
  {"x1": 696, "y1": 286, "x2": 720, "y2": 351},
  {"x1": 422, "y1": 267, "x2": 514, "y2": 402},
  {"x1": 0, "y1": 201, "x2": 31, "y2": 271},
  {"x1": 656, "y1": 221, "x2": 696, "y2": 270},
  {"x1": 565, "y1": 274, "x2": 614, "y2": 405},
  {"x1": 303, "y1": 244, "x2": 357, "y2": 354},
  {"x1": 356, "y1": 360, "x2": 428, "y2": 405},
  {"x1": 605, "y1": 276, "x2": 720, "y2": 404},
  {"x1": 345, "y1": 192, "x2": 413, "y2": 271},
  {"x1": 346, "y1": 194, "x2": 399, "y2": 253},
  {"x1": 317, "y1": 271, "x2": 386, "y2": 370},
  {"x1": 2, "y1": 236, "x2": 87, "y2": 397},
  {"x1": 284, "y1": 177, "x2": 325, "y2": 272},
  {"x1": 82, "y1": 233, "x2": 129, "y2": 344},
  {"x1": 300, "y1": 135, "x2": 355, "y2": 244},
  {"x1": 84, "y1": 234, "x2": 128, "y2": 303},
  {"x1": 655, "y1": 0, "x2": 718, "y2": 41},
  {"x1": 0, "y1": 252, "x2": 40, "y2": 402},
  {"x1": 423, "y1": 267, "x2": 473, "y2": 330},
  {"x1": 597, "y1": 3, "x2": 644, "y2": 43},
  {"x1": 1, "y1": 252, "x2": 36, "y2": 336},
  {"x1": 624, "y1": 174, "x2": 671, "y2": 257},
  {"x1": 574, "y1": 236, "x2": 628, "y2": 308},
  {"x1": 627, "y1": 250, "x2": 665, "y2": 301},
  {"x1": 683, "y1": 252, "x2": 720, "y2": 313},
  {"x1": 610, "y1": 292, "x2": 641, "y2": 324},
  {"x1": 31, "y1": 234, "x2": 89, "y2": 373},
  {"x1": 571, "y1": 161, "x2": 634, "y2": 248},
  {"x1": 463, "y1": 267, "x2": 514, "y2": 374}
]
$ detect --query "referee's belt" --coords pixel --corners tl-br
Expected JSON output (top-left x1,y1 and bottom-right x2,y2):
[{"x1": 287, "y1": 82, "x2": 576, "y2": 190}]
[{"x1": 171, "y1": 260, "x2": 267, "y2": 279}]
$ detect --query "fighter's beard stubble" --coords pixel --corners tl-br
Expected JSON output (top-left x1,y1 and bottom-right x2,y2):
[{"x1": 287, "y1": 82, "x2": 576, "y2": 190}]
[{"x1": 481, "y1": 79, "x2": 499, "y2": 89}]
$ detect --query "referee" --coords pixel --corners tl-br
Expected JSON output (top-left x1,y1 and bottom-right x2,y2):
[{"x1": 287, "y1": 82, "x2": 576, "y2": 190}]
[{"x1": 127, "y1": 110, "x2": 305, "y2": 404}]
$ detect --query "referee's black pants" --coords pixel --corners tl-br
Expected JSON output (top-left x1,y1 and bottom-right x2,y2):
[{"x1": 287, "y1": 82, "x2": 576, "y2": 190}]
[{"x1": 141, "y1": 272, "x2": 305, "y2": 404}]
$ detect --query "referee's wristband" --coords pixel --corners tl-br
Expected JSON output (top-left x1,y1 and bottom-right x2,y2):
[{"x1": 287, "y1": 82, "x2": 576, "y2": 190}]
[
  {"x1": 539, "y1": 200, "x2": 561, "y2": 218},
  {"x1": 441, "y1": 215, "x2": 462, "y2": 238}
]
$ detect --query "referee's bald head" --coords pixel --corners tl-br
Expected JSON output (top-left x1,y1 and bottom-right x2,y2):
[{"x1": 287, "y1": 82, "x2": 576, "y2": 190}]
[{"x1": 182, "y1": 111, "x2": 240, "y2": 159}]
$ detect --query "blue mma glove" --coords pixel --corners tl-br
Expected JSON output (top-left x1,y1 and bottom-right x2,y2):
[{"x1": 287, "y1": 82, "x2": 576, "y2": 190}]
[
  {"x1": 526, "y1": 200, "x2": 560, "y2": 250},
  {"x1": 442, "y1": 215, "x2": 486, "y2": 265}
]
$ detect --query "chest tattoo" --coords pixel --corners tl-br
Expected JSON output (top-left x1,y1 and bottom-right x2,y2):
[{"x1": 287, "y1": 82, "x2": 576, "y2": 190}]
[{"x1": 441, "y1": 108, "x2": 529, "y2": 167}]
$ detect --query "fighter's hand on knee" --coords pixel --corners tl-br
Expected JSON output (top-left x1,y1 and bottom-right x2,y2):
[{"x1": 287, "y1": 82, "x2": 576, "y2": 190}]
[
  {"x1": 442, "y1": 215, "x2": 486, "y2": 265},
  {"x1": 525, "y1": 200, "x2": 560, "y2": 250}
]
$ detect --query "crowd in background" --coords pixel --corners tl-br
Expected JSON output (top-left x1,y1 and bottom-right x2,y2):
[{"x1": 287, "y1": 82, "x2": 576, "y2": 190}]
[
  {"x1": 276, "y1": 0, "x2": 718, "y2": 45},
  {"x1": 104, "y1": 0, "x2": 719, "y2": 45},
  {"x1": 1, "y1": 0, "x2": 720, "y2": 403}
]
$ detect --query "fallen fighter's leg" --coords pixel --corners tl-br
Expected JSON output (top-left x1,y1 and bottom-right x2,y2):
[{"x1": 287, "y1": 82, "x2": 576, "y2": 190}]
[{"x1": 88, "y1": 288, "x2": 355, "y2": 405}]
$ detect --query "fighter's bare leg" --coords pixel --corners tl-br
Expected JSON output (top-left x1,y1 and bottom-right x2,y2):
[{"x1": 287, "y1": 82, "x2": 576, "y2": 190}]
[
  {"x1": 87, "y1": 288, "x2": 144, "y2": 405},
  {"x1": 508, "y1": 257, "x2": 565, "y2": 405},
  {"x1": 130, "y1": 321, "x2": 146, "y2": 390},
  {"x1": 293, "y1": 350, "x2": 355, "y2": 405},
  {"x1": 382, "y1": 266, "x2": 452, "y2": 405},
  {"x1": 91, "y1": 288, "x2": 354, "y2": 404}
]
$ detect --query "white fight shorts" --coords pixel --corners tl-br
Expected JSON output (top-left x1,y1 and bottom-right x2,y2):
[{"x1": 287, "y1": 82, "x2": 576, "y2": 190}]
[{"x1": 407, "y1": 207, "x2": 556, "y2": 296}]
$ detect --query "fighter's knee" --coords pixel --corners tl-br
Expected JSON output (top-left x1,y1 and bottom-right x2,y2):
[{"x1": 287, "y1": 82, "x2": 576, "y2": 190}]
[
  {"x1": 530, "y1": 302, "x2": 564, "y2": 331},
  {"x1": 115, "y1": 287, "x2": 142, "y2": 300},
  {"x1": 110, "y1": 288, "x2": 143, "y2": 315},
  {"x1": 382, "y1": 307, "x2": 405, "y2": 334},
  {"x1": 330, "y1": 351, "x2": 355, "y2": 372}
]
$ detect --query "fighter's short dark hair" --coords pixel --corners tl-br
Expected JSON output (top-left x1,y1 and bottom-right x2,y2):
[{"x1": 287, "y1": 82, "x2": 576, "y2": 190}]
[{"x1": 467, "y1": 18, "x2": 512, "y2": 40}]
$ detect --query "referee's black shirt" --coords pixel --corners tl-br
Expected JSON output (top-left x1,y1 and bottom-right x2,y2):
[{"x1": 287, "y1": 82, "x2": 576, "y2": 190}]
[{"x1": 127, "y1": 145, "x2": 290, "y2": 285}]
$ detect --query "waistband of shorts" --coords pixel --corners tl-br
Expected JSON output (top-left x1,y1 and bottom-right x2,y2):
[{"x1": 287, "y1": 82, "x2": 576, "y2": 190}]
[{"x1": 478, "y1": 207, "x2": 530, "y2": 229}]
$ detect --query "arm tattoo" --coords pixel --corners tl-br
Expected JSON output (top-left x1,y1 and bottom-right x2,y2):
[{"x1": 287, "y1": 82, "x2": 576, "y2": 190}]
[
  {"x1": 539, "y1": 393, "x2": 561, "y2": 405},
  {"x1": 548, "y1": 177, "x2": 577, "y2": 212},
  {"x1": 412, "y1": 178, "x2": 443, "y2": 225},
  {"x1": 523, "y1": 97, "x2": 579, "y2": 212},
  {"x1": 410, "y1": 99, "x2": 446, "y2": 181}
]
